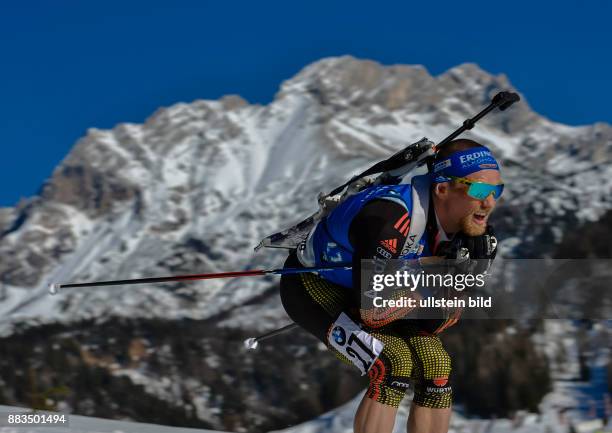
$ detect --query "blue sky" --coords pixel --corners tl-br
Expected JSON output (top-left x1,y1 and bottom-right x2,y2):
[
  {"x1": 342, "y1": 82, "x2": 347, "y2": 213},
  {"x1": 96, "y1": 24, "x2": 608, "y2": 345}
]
[{"x1": 1, "y1": 0, "x2": 611, "y2": 207}]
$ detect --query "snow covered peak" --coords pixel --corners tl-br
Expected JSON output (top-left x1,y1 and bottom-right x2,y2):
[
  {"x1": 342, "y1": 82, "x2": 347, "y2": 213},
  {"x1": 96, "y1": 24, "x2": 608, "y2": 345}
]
[
  {"x1": 278, "y1": 56, "x2": 434, "y2": 109},
  {"x1": 0, "y1": 56, "x2": 611, "y2": 332},
  {"x1": 440, "y1": 62, "x2": 511, "y2": 90},
  {"x1": 280, "y1": 57, "x2": 512, "y2": 112}
]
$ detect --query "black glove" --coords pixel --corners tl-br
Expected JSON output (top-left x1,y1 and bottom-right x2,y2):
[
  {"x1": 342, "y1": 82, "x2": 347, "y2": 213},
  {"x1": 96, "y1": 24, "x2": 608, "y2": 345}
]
[
  {"x1": 439, "y1": 225, "x2": 497, "y2": 259},
  {"x1": 438, "y1": 225, "x2": 498, "y2": 275}
]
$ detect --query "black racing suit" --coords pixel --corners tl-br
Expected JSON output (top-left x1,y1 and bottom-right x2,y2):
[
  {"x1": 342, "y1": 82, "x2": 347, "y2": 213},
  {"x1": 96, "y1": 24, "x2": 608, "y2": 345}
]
[{"x1": 280, "y1": 198, "x2": 456, "y2": 408}]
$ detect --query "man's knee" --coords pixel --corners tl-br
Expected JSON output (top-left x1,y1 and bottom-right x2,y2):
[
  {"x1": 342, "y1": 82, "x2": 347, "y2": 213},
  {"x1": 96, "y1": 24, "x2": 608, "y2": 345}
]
[
  {"x1": 325, "y1": 321, "x2": 414, "y2": 408},
  {"x1": 364, "y1": 333, "x2": 414, "y2": 408},
  {"x1": 413, "y1": 375, "x2": 452, "y2": 409},
  {"x1": 410, "y1": 337, "x2": 453, "y2": 409}
]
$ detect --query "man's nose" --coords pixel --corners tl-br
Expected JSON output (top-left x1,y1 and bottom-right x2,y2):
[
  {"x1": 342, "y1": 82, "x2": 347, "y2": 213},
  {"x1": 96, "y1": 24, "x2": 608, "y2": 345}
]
[{"x1": 481, "y1": 194, "x2": 496, "y2": 209}]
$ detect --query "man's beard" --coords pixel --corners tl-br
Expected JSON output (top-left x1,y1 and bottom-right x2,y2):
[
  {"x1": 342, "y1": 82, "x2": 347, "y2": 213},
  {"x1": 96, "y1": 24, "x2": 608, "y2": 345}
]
[{"x1": 459, "y1": 213, "x2": 487, "y2": 236}]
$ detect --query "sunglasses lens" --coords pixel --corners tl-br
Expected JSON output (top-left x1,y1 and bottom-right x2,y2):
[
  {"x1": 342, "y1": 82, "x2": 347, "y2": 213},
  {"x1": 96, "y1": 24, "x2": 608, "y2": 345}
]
[
  {"x1": 467, "y1": 183, "x2": 504, "y2": 200},
  {"x1": 495, "y1": 184, "x2": 504, "y2": 199}
]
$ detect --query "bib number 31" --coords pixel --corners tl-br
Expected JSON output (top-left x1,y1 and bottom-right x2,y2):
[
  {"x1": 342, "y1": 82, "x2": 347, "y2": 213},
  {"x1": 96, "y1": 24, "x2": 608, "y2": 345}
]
[{"x1": 328, "y1": 312, "x2": 384, "y2": 375}]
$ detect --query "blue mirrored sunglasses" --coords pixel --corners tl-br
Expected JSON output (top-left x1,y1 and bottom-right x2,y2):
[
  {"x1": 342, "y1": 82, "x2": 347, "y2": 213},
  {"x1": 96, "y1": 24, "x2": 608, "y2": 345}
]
[{"x1": 448, "y1": 175, "x2": 504, "y2": 200}]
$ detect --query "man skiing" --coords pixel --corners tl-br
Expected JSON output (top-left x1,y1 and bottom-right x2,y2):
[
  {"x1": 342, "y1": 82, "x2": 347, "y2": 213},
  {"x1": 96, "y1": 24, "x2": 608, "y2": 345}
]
[{"x1": 279, "y1": 138, "x2": 502, "y2": 433}]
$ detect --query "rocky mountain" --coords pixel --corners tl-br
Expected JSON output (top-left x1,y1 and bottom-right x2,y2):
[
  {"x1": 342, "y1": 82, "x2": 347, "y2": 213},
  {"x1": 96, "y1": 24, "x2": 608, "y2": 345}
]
[{"x1": 0, "y1": 56, "x2": 610, "y2": 431}]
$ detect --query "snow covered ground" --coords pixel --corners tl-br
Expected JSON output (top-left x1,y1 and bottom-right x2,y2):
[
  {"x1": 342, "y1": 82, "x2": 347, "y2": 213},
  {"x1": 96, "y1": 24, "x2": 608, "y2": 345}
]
[
  {"x1": 2, "y1": 384, "x2": 611, "y2": 433},
  {"x1": 0, "y1": 405, "x2": 219, "y2": 433}
]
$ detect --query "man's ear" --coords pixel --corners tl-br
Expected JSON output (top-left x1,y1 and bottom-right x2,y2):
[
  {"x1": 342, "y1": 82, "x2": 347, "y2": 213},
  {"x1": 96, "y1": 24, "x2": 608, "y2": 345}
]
[{"x1": 433, "y1": 182, "x2": 449, "y2": 200}]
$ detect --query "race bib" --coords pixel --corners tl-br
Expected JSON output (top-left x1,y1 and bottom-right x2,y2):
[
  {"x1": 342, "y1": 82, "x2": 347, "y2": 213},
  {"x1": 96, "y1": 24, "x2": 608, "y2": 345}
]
[{"x1": 328, "y1": 312, "x2": 384, "y2": 375}]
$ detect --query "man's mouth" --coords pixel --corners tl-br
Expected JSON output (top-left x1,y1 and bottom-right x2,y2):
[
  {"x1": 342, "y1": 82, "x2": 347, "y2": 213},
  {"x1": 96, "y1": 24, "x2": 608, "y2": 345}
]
[{"x1": 472, "y1": 213, "x2": 488, "y2": 225}]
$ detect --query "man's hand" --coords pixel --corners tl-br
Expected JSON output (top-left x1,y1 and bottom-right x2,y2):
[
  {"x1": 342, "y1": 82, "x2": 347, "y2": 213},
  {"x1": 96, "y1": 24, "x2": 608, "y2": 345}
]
[
  {"x1": 439, "y1": 225, "x2": 497, "y2": 260},
  {"x1": 438, "y1": 225, "x2": 498, "y2": 275}
]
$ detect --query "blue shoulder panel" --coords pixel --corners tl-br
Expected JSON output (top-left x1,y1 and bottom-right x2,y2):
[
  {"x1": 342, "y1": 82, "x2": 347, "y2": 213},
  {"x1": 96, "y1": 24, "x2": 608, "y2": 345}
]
[{"x1": 311, "y1": 183, "x2": 415, "y2": 287}]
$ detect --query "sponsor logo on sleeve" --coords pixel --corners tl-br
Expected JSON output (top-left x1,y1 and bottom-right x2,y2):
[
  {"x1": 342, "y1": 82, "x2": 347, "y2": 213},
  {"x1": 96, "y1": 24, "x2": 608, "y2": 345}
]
[
  {"x1": 379, "y1": 238, "x2": 398, "y2": 254},
  {"x1": 393, "y1": 212, "x2": 410, "y2": 236},
  {"x1": 376, "y1": 246, "x2": 392, "y2": 259},
  {"x1": 401, "y1": 234, "x2": 421, "y2": 255}
]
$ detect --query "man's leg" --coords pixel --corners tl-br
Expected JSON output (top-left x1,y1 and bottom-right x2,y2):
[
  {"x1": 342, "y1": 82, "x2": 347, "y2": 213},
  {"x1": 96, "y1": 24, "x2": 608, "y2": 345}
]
[
  {"x1": 407, "y1": 334, "x2": 453, "y2": 433},
  {"x1": 354, "y1": 393, "x2": 398, "y2": 433},
  {"x1": 279, "y1": 254, "x2": 413, "y2": 432},
  {"x1": 406, "y1": 405, "x2": 451, "y2": 433},
  {"x1": 279, "y1": 253, "x2": 347, "y2": 341},
  {"x1": 352, "y1": 331, "x2": 416, "y2": 433}
]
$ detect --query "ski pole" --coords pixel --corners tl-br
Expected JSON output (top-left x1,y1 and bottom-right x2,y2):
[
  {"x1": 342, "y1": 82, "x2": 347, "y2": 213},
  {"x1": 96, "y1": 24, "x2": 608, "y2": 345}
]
[
  {"x1": 48, "y1": 265, "x2": 352, "y2": 294},
  {"x1": 434, "y1": 91, "x2": 520, "y2": 151},
  {"x1": 243, "y1": 323, "x2": 299, "y2": 350},
  {"x1": 326, "y1": 91, "x2": 520, "y2": 196}
]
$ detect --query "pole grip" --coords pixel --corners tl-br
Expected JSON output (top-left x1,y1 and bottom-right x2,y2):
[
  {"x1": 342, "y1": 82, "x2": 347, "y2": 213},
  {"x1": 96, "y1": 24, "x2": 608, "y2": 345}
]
[
  {"x1": 434, "y1": 90, "x2": 520, "y2": 153},
  {"x1": 492, "y1": 91, "x2": 520, "y2": 111}
]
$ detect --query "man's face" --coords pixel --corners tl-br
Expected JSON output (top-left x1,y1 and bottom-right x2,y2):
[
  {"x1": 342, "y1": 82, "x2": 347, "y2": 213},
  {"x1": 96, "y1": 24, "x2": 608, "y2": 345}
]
[{"x1": 443, "y1": 169, "x2": 502, "y2": 236}]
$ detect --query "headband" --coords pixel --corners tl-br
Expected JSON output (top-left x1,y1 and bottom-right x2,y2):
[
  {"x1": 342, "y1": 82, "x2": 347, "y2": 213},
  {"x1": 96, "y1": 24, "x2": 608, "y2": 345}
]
[{"x1": 432, "y1": 146, "x2": 500, "y2": 183}]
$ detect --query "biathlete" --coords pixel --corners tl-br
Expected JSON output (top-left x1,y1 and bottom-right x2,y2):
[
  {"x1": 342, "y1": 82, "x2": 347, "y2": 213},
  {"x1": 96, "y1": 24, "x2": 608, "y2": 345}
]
[{"x1": 279, "y1": 139, "x2": 502, "y2": 433}]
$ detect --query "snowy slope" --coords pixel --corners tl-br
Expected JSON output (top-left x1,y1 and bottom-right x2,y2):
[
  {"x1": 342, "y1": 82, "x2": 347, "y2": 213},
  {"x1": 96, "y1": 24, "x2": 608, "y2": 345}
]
[
  {"x1": 3, "y1": 382, "x2": 610, "y2": 433},
  {"x1": 0, "y1": 405, "x2": 221, "y2": 433}
]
